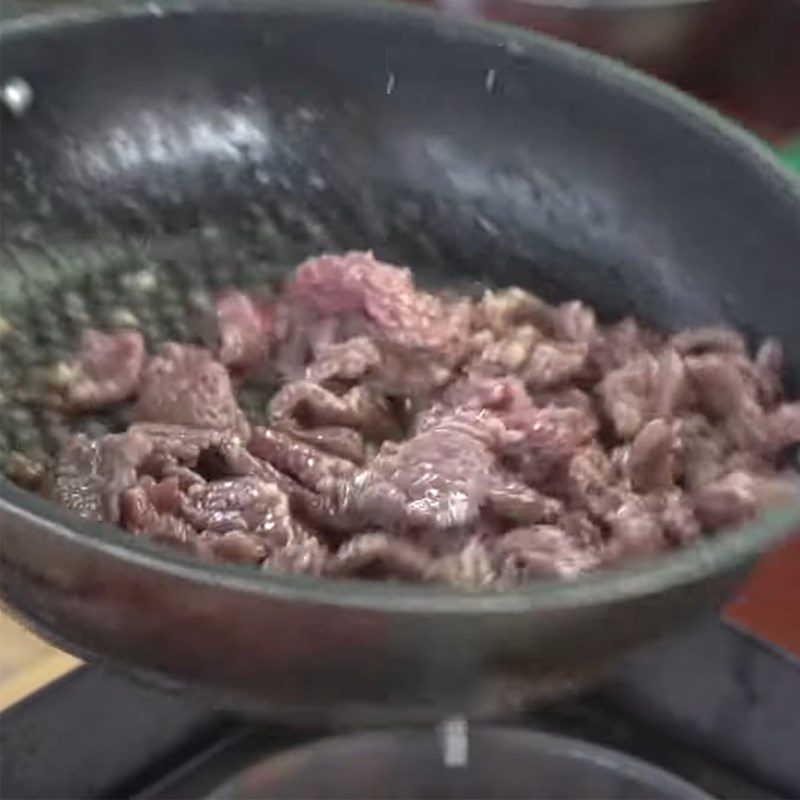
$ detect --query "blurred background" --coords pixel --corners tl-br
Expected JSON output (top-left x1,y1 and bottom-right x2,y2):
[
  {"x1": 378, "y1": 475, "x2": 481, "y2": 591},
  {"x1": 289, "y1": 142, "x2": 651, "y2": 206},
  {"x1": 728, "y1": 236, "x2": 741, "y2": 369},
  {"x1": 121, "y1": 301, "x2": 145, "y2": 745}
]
[{"x1": 1, "y1": 0, "x2": 798, "y2": 745}]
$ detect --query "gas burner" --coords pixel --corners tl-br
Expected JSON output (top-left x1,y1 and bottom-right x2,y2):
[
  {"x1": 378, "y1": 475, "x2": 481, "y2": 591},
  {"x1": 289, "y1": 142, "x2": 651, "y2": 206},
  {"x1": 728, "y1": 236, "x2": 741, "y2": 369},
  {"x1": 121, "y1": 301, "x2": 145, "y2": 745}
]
[{"x1": 1, "y1": 616, "x2": 798, "y2": 799}]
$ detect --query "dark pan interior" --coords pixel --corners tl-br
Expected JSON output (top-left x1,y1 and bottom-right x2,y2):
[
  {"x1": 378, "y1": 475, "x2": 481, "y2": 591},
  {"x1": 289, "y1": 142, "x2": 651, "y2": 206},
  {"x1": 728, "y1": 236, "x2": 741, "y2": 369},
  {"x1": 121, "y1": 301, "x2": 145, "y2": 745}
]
[{"x1": 2, "y1": 1, "x2": 800, "y2": 467}]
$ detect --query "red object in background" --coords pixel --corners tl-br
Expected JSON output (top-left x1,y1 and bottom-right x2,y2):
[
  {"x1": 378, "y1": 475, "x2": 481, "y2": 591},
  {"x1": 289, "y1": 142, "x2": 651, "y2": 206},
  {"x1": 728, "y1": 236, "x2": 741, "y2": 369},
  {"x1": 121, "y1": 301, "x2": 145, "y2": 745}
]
[
  {"x1": 724, "y1": 534, "x2": 800, "y2": 658},
  {"x1": 680, "y1": 0, "x2": 800, "y2": 144}
]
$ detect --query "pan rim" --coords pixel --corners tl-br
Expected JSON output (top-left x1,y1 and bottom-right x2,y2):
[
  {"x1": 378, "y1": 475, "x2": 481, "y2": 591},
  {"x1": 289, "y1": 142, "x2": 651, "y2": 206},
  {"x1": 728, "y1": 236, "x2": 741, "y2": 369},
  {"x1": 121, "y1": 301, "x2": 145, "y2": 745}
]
[{"x1": 2, "y1": 0, "x2": 799, "y2": 616}]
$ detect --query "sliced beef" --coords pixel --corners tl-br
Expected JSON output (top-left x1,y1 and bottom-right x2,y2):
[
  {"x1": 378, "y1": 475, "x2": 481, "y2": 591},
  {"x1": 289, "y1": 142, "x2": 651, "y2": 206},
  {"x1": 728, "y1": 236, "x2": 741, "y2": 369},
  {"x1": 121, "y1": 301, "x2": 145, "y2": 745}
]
[
  {"x1": 263, "y1": 533, "x2": 328, "y2": 575},
  {"x1": 430, "y1": 538, "x2": 498, "y2": 588},
  {"x1": 603, "y1": 497, "x2": 667, "y2": 559},
  {"x1": 693, "y1": 470, "x2": 798, "y2": 531},
  {"x1": 53, "y1": 431, "x2": 152, "y2": 523},
  {"x1": 181, "y1": 476, "x2": 292, "y2": 536},
  {"x1": 597, "y1": 354, "x2": 658, "y2": 440},
  {"x1": 249, "y1": 426, "x2": 356, "y2": 493},
  {"x1": 198, "y1": 530, "x2": 266, "y2": 564},
  {"x1": 495, "y1": 525, "x2": 601, "y2": 579},
  {"x1": 55, "y1": 329, "x2": 145, "y2": 411},
  {"x1": 214, "y1": 290, "x2": 274, "y2": 375},
  {"x1": 129, "y1": 424, "x2": 228, "y2": 470},
  {"x1": 305, "y1": 336, "x2": 382, "y2": 384},
  {"x1": 326, "y1": 533, "x2": 434, "y2": 581},
  {"x1": 284, "y1": 251, "x2": 470, "y2": 361},
  {"x1": 476, "y1": 287, "x2": 553, "y2": 337},
  {"x1": 522, "y1": 340, "x2": 589, "y2": 390},
  {"x1": 486, "y1": 475, "x2": 563, "y2": 525},
  {"x1": 133, "y1": 344, "x2": 249, "y2": 437},
  {"x1": 625, "y1": 419, "x2": 676, "y2": 493},
  {"x1": 269, "y1": 380, "x2": 399, "y2": 442},
  {"x1": 40, "y1": 251, "x2": 800, "y2": 586},
  {"x1": 670, "y1": 325, "x2": 747, "y2": 356}
]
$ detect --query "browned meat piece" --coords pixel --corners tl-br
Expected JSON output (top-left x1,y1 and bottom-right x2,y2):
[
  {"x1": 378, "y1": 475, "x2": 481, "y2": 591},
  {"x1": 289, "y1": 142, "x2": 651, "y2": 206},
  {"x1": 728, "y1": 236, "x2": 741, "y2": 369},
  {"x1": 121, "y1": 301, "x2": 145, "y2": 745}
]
[
  {"x1": 651, "y1": 348, "x2": 691, "y2": 419},
  {"x1": 371, "y1": 338, "x2": 457, "y2": 397},
  {"x1": 686, "y1": 353, "x2": 776, "y2": 454},
  {"x1": 645, "y1": 491, "x2": 701, "y2": 546},
  {"x1": 597, "y1": 354, "x2": 658, "y2": 440},
  {"x1": 551, "y1": 300, "x2": 597, "y2": 343},
  {"x1": 320, "y1": 468, "x2": 409, "y2": 533},
  {"x1": 249, "y1": 426, "x2": 356, "y2": 493},
  {"x1": 476, "y1": 287, "x2": 553, "y2": 336},
  {"x1": 119, "y1": 479, "x2": 197, "y2": 551},
  {"x1": 565, "y1": 444, "x2": 621, "y2": 519},
  {"x1": 274, "y1": 422, "x2": 366, "y2": 464},
  {"x1": 5, "y1": 451, "x2": 46, "y2": 492},
  {"x1": 670, "y1": 325, "x2": 747, "y2": 356},
  {"x1": 197, "y1": 530, "x2": 266, "y2": 564},
  {"x1": 443, "y1": 374, "x2": 597, "y2": 473},
  {"x1": 305, "y1": 336, "x2": 382, "y2": 384},
  {"x1": 678, "y1": 414, "x2": 730, "y2": 490},
  {"x1": 625, "y1": 419, "x2": 676, "y2": 493},
  {"x1": 129, "y1": 424, "x2": 228, "y2": 471},
  {"x1": 755, "y1": 338, "x2": 785, "y2": 406},
  {"x1": 371, "y1": 412, "x2": 499, "y2": 530},
  {"x1": 694, "y1": 470, "x2": 799, "y2": 531},
  {"x1": 266, "y1": 545, "x2": 327, "y2": 574},
  {"x1": 686, "y1": 353, "x2": 753, "y2": 419},
  {"x1": 132, "y1": 344, "x2": 249, "y2": 437},
  {"x1": 326, "y1": 533, "x2": 434, "y2": 581},
  {"x1": 214, "y1": 290, "x2": 274, "y2": 374},
  {"x1": 284, "y1": 251, "x2": 470, "y2": 360},
  {"x1": 766, "y1": 402, "x2": 800, "y2": 456},
  {"x1": 53, "y1": 431, "x2": 152, "y2": 523},
  {"x1": 431, "y1": 539, "x2": 498, "y2": 588},
  {"x1": 181, "y1": 476, "x2": 294, "y2": 538},
  {"x1": 39, "y1": 250, "x2": 800, "y2": 586},
  {"x1": 54, "y1": 329, "x2": 145, "y2": 411},
  {"x1": 534, "y1": 387, "x2": 597, "y2": 418},
  {"x1": 269, "y1": 380, "x2": 399, "y2": 442},
  {"x1": 504, "y1": 404, "x2": 599, "y2": 488},
  {"x1": 263, "y1": 531, "x2": 328, "y2": 575},
  {"x1": 443, "y1": 373, "x2": 532, "y2": 419},
  {"x1": 474, "y1": 325, "x2": 541, "y2": 375},
  {"x1": 320, "y1": 411, "x2": 502, "y2": 535},
  {"x1": 486, "y1": 475, "x2": 563, "y2": 525},
  {"x1": 603, "y1": 497, "x2": 666, "y2": 559},
  {"x1": 495, "y1": 525, "x2": 601, "y2": 579},
  {"x1": 522, "y1": 340, "x2": 589, "y2": 390},
  {"x1": 591, "y1": 317, "x2": 661, "y2": 374}
]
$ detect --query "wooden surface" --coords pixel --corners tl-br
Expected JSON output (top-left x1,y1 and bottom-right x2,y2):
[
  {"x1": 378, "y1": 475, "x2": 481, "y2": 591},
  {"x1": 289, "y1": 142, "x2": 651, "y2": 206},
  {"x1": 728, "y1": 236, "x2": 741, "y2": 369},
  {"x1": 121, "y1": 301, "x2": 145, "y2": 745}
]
[{"x1": 0, "y1": 613, "x2": 80, "y2": 711}]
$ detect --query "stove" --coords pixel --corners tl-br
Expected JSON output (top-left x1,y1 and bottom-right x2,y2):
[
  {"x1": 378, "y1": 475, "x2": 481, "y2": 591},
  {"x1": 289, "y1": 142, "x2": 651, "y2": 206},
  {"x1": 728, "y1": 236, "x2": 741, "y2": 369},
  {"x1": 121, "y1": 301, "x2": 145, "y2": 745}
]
[{"x1": 1, "y1": 615, "x2": 798, "y2": 799}]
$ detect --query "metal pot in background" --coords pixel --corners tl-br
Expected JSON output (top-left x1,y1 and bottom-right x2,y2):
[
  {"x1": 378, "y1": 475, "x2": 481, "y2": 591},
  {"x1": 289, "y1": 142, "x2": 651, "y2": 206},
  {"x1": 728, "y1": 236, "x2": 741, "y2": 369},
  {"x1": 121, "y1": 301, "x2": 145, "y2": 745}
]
[{"x1": 412, "y1": 0, "x2": 763, "y2": 79}]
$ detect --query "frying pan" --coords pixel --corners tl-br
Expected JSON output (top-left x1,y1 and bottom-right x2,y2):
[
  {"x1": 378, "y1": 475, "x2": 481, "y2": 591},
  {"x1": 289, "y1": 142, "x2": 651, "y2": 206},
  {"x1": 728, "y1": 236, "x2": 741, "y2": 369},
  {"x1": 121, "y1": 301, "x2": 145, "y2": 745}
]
[{"x1": 2, "y1": 0, "x2": 800, "y2": 726}]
